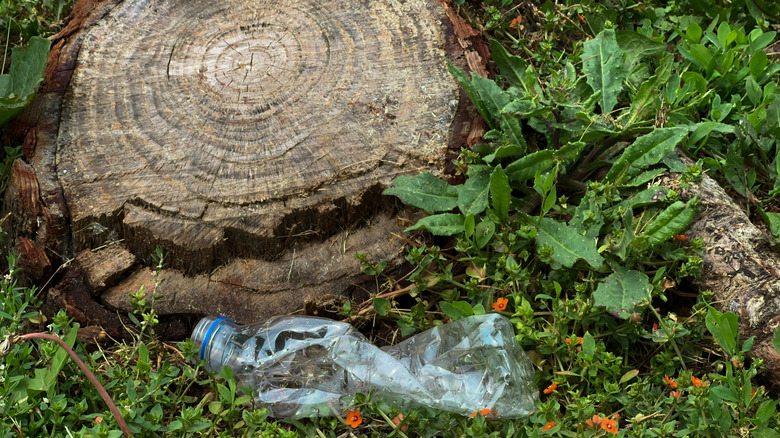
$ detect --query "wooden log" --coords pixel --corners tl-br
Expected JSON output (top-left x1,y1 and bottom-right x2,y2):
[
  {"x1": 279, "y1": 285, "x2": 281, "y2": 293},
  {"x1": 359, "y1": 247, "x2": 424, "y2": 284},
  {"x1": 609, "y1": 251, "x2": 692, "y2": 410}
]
[
  {"x1": 3, "y1": 0, "x2": 487, "y2": 334},
  {"x1": 658, "y1": 157, "x2": 780, "y2": 383}
]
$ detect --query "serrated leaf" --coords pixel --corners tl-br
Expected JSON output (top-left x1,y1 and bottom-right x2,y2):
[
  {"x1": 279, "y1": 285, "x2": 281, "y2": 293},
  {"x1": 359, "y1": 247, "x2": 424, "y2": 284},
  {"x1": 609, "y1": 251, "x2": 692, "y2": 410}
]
[
  {"x1": 640, "y1": 200, "x2": 696, "y2": 248},
  {"x1": 458, "y1": 168, "x2": 490, "y2": 215},
  {"x1": 605, "y1": 127, "x2": 688, "y2": 184},
  {"x1": 384, "y1": 173, "x2": 458, "y2": 213},
  {"x1": 490, "y1": 166, "x2": 510, "y2": 222},
  {"x1": 406, "y1": 213, "x2": 465, "y2": 236},
  {"x1": 440, "y1": 301, "x2": 474, "y2": 320},
  {"x1": 535, "y1": 217, "x2": 604, "y2": 268},
  {"x1": 593, "y1": 266, "x2": 651, "y2": 319},
  {"x1": 582, "y1": 29, "x2": 626, "y2": 114}
]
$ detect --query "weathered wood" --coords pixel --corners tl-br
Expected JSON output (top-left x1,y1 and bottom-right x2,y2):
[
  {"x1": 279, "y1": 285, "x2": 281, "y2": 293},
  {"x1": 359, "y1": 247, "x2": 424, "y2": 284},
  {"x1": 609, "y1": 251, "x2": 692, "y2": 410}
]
[
  {"x1": 659, "y1": 156, "x2": 780, "y2": 383},
  {"x1": 4, "y1": 0, "x2": 486, "y2": 333}
]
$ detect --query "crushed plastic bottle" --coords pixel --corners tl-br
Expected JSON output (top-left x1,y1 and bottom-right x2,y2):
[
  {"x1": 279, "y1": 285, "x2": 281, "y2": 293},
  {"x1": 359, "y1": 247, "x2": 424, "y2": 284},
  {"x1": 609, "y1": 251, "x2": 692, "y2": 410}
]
[{"x1": 191, "y1": 313, "x2": 538, "y2": 419}]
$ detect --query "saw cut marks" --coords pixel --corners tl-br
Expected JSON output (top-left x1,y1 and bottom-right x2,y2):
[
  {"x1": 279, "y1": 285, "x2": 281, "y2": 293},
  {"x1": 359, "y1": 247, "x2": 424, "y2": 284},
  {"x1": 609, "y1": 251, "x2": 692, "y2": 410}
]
[{"x1": 56, "y1": 0, "x2": 457, "y2": 272}]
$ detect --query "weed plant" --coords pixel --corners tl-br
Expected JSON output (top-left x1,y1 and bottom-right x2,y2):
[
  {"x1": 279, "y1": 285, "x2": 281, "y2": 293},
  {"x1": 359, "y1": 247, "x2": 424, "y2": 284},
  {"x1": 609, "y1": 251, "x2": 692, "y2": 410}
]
[{"x1": 1, "y1": 0, "x2": 780, "y2": 437}]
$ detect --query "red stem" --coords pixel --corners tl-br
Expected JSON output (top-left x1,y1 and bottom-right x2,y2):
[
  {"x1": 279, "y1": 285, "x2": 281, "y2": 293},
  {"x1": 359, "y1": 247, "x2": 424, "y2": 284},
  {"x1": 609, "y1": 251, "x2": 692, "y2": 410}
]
[{"x1": 20, "y1": 332, "x2": 133, "y2": 437}]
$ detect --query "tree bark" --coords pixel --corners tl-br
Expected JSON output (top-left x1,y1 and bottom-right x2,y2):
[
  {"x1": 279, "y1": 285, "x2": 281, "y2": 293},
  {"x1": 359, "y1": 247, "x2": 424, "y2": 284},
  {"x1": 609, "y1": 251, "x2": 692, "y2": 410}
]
[
  {"x1": 658, "y1": 155, "x2": 780, "y2": 384},
  {"x1": 4, "y1": 0, "x2": 488, "y2": 337}
]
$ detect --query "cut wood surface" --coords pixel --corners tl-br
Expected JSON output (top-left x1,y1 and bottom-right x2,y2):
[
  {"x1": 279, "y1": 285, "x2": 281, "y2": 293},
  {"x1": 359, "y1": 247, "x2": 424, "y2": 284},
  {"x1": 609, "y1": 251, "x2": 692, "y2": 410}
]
[{"x1": 5, "y1": 0, "x2": 488, "y2": 336}]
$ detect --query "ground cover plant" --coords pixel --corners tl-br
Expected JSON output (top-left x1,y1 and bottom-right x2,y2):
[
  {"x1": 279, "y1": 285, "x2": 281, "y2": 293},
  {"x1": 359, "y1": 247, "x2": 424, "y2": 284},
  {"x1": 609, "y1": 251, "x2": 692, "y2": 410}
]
[{"x1": 2, "y1": 0, "x2": 780, "y2": 436}]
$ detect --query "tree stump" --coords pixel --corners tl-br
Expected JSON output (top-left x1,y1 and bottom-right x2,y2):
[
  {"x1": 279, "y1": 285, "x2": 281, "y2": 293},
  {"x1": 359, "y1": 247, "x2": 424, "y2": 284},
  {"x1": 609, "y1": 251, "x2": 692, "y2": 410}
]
[
  {"x1": 658, "y1": 156, "x2": 780, "y2": 386},
  {"x1": 4, "y1": 0, "x2": 488, "y2": 337}
]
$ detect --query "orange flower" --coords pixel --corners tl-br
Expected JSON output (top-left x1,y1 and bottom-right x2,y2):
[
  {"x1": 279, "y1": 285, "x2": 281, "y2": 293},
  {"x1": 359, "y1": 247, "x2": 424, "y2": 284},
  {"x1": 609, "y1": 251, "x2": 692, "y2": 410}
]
[
  {"x1": 670, "y1": 390, "x2": 681, "y2": 399},
  {"x1": 601, "y1": 418, "x2": 619, "y2": 434},
  {"x1": 664, "y1": 375, "x2": 678, "y2": 388},
  {"x1": 584, "y1": 414, "x2": 602, "y2": 429},
  {"x1": 691, "y1": 376, "x2": 707, "y2": 387},
  {"x1": 565, "y1": 336, "x2": 583, "y2": 345},
  {"x1": 94, "y1": 416, "x2": 103, "y2": 425},
  {"x1": 392, "y1": 414, "x2": 407, "y2": 433},
  {"x1": 470, "y1": 408, "x2": 493, "y2": 418},
  {"x1": 543, "y1": 382, "x2": 558, "y2": 394},
  {"x1": 492, "y1": 297, "x2": 508, "y2": 311},
  {"x1": 345, "y1": 409, "x2": 362, "y2": 428},
  {"x1": 673, "y1": 234, "x2": 689, "y2": 241},
  {"x1": 509, "y1": 16, "x2": 522, "y2": 28},
  {"x1": 578, "y1": 13, "x2": 587, "y2": 23},
  {"x1": 751, "y1": 387, "x2": 757, "y2": 398},
  {"x1": 542, "y1": 421, "x2": 555, "y2": 432}
]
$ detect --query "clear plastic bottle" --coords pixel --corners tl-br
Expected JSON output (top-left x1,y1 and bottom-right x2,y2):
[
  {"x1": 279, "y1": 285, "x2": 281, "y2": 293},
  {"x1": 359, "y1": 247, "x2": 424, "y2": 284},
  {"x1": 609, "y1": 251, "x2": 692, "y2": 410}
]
[{"x1": 192, "y1": 313, "x2": 538, "y2": 419}]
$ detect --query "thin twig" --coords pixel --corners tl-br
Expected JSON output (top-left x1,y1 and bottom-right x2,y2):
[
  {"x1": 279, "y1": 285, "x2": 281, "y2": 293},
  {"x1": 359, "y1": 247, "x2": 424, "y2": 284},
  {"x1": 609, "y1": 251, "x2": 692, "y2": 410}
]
[{"x1": 18, "y1": 333, "x2": 133, "y2": 437}]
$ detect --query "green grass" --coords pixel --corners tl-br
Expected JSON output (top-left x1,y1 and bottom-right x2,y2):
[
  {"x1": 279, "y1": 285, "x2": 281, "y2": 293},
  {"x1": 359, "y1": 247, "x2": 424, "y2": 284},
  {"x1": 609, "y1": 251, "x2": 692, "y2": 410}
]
[{"x1": 2, "y1": 0, "x2": 780, "y2": 436}]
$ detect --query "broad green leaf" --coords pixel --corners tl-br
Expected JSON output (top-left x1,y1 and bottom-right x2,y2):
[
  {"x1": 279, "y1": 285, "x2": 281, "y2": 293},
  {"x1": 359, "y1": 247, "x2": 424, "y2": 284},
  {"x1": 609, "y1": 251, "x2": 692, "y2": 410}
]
[
  {"x1": 706, "y1": 307, "x2": 739, "y2": 356},
  {"x1": 605, "y1": 127, "x2": 688, "y2": 184},
  {"x1": 615, "y1": 30, "x2": 666, "y2": 68},
  {"x1": 490, "y1": 166, "x2": 510, "y2": 222},
  {"x1": 471, "y1": 74, "x2": 510, "y2": 130},
  {"x1": 619, "y1": 369, "x2": 639, "y2": 384},
  {"x1": 688, "y1": 121, "x2": 734, "y2": 144},
  {"x1": 490, "y1": 39, "x2": 529, "y2": 91},
  {"x1": 750, "y1": 50, "x2": 768, "y2": 80},
  {"x1": 505, "y1": 150, "x2": 555, "y2": 183},
  {"x1": 535, "y1": 217, "x2": 604, "y2": 269},
  {"x1": 709, "y1": 385, "x2": 739, "y2": 403},
  {"x1": 750, "y1": 30, "x2": 777, "y2": 54},
  {"x1": 625, "y1": 168, "x2": 666, "y2": 187},
  {"x1": 373, "y1": 297, "x2": 390, "y2": 316},
  {"x1": 582, "y1": 29, "x2": 626, "y2": 114},
  {"x1": 724, "y1": 142, "x2": 748, "y2": 197},
  {"x1": 458, "y1": 168, "x2": 490, "y2": 215},
  {"x1": 29, "y1": 324, "x2": 79, "y2": 393},
  {"x1": 582, "y1": 332, "x2": 595, "y2": 357},
  {"x1": 593, "y1": 266, "x2": 650, "y2": 319},
  {"x1": 384, "y1": 172, "x2": 457, "y2": 213},
  {"x1": 625, "y1": 78, "x2": 656, "y2": 126},
  {"x1": 686, "y1": 22, "x2": 703, "y2": 43},
  {"x1": 570, "y1": 193, "x2": 604, "y2": 241},
  {"x1": 484, "y1": 144, "x2": 522, "y2": 163},
  {"x1": 618, "y1": 186, "x2": 669, "y2": 210},
  {"x1": 475, "y1": 218, "x2": 496, "y2": 249},
  {"x1": 759, "y1": 208, "x2": 780, "y2": 239},
  {"x1": 680, "y1": 44, "x2": 713, "y2": 70},
  {"x1": 449, "y1": 62, "x2": 493, "y2": 131},
  {"x1": 440, "y1": 301, "x2": 474, "y2": 320},
  {"x1": 406, "y1": 213, "x2": 465, "y2": 236},
  {"x1": 0, "y1": 36, "x2": 51, "y2": 126},
  {"x1": 756, "y1": 400, "x2": 777, "y2": 428},
  {"x1": 639, "y1": 200, "x2": 696, "y2": 248}
]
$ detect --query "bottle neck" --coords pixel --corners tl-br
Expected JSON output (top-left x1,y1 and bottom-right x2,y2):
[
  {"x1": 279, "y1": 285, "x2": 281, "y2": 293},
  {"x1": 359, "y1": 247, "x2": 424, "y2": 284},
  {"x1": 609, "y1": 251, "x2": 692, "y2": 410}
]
[{"x1": 192, "y1": 316, "x2": 237, "y2": 372}]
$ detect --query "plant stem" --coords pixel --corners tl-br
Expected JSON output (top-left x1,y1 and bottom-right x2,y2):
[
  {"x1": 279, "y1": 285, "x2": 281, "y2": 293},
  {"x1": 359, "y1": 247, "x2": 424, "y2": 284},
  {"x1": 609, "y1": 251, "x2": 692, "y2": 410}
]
[{"x1": 18, "y1": 332, "x2": 133, "y2": 437}]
